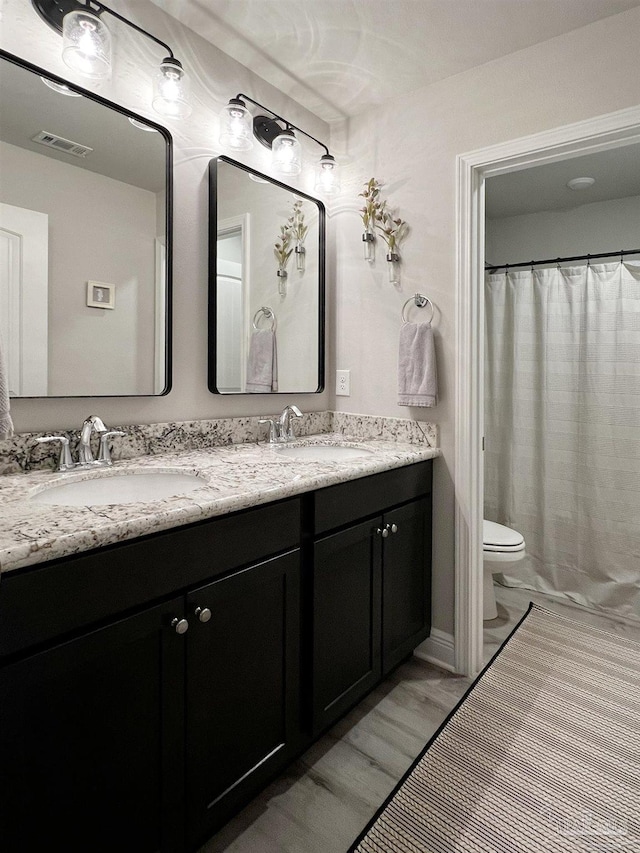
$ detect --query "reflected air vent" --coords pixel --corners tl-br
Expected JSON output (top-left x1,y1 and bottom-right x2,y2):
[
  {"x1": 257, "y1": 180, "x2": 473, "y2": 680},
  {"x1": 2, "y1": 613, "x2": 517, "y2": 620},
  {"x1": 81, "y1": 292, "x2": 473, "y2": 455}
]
[{"x1": 31, "y1": 131, "x2": 93, "y2": 158}]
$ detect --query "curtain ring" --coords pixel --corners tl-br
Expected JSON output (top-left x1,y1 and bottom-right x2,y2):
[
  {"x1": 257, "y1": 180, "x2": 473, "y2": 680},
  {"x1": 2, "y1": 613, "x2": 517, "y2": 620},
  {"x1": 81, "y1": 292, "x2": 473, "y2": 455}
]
[
  {"x1": 504, "y1": 262, "x2": 509, "y2": 278},
  {"x1": 586, "y1": 253, "x2": 591, "y2": 267},
  {"x1": 620, "y1": 249, "x2": 625, "y2": 265},
  {"x1": 556, "y1": 258, "x2": 561, "y2": 269}
]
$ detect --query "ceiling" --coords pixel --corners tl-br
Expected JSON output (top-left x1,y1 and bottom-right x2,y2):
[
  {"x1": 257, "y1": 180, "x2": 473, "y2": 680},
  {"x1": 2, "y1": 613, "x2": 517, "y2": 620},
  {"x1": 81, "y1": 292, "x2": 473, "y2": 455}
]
[
  {"x1": 485, "y1": 143, "x2": 640, "y2": 218},
  {"x1": 0, "y1": 57, "x2": 166, "y2": 192},
  {"x1": 151, "y1": 0, "x2": 640, "y2": 123}
]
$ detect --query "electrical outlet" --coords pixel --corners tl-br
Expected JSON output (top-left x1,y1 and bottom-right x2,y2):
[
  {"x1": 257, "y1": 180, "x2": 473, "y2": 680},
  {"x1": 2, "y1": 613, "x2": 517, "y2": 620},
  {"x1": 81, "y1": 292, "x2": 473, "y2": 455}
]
[{"x1": 336, "y1": 369, "x2": 350, "y2": 396}]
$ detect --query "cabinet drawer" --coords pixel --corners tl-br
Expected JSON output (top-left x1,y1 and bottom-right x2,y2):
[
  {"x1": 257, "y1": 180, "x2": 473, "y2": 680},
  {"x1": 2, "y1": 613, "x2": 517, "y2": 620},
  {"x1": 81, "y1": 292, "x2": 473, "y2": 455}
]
[
  {"x1": 314, "y1": 460, "x2": 432, "y2": 534},
  {"x1": 0, "y1": 497, "x2": 301, "y2": 658}
]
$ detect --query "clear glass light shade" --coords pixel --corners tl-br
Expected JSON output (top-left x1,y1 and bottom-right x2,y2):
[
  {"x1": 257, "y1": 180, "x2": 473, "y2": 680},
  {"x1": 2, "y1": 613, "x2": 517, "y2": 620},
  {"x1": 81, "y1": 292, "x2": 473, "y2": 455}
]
[
  {"x1": 219, "y1": 100, "x2": 253, "y2": 151},
  {"x1": 62, "y1": 10, "x2": 112, "y2": 80},
  {"x1": 272, "y1": 131, "x2": 302, "y2": 176},
  {"x1": 152, "y1": 60, "x2": 192, "y2": 120},
  {"x1": 315, "y1": 154, "x2": 340, "y2": 194}
]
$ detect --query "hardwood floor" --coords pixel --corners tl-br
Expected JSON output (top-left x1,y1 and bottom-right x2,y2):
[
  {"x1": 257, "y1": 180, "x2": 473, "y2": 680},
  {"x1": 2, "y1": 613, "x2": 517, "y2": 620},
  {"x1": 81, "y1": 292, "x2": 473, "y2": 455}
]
[
  {"x1": 201, "y1": 583, "x2": 639, "y2": 853},
  {"x1": 199, "y1": 659, "x2": 472, "y2": 852}
]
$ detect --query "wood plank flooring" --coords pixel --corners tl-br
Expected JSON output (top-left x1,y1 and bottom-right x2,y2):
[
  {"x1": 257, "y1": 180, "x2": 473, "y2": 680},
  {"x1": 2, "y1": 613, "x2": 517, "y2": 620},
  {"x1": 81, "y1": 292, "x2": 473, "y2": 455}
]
[{"x1": 201, "y1": 584, "x2": 639, "y2": 853}]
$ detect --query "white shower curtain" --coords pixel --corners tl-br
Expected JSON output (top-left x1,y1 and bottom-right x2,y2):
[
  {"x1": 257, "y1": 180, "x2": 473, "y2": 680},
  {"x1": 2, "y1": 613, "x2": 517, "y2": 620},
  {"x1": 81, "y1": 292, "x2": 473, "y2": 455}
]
[{"x1": 484, "y1": 261, "x2": 640, "y2": 622}]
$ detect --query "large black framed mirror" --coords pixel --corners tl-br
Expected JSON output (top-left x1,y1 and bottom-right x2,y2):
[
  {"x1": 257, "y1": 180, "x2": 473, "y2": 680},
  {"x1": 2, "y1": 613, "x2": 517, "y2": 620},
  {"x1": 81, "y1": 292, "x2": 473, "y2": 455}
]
[
  {"x1": 208, "y1": 156, "x2": 325, "y2": 394},
  {"x1": 0, "y1": 49, "x2": 172, "y2": 397}
]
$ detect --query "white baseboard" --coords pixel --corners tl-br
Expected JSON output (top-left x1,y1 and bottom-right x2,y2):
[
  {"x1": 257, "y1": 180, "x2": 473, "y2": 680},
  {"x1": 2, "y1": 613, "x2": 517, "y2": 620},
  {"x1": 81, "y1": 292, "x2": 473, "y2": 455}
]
[{"x1": 413, "y1": 628, "x2": 456, "y2": 672}]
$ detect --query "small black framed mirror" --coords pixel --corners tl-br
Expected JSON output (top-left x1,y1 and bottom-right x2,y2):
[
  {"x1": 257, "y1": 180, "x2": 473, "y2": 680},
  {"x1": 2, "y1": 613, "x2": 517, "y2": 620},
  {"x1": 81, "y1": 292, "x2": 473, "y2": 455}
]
[{"x1": 208, "y1": 155, "x2": 325, "y2": 394}]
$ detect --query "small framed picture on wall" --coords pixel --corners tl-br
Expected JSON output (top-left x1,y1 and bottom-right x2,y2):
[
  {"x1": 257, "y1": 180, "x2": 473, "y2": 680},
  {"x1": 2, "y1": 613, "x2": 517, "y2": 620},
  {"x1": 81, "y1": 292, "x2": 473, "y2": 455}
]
[{"x1": 87, "y1": 281, "x2": 115, "y2": 309}]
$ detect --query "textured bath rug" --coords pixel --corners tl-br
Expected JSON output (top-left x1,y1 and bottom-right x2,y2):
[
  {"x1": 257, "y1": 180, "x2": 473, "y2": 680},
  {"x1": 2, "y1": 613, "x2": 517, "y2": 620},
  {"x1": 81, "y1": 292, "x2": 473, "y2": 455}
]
[{"x1": 349, "y1": 603, "x2": 640, "y2": 852}]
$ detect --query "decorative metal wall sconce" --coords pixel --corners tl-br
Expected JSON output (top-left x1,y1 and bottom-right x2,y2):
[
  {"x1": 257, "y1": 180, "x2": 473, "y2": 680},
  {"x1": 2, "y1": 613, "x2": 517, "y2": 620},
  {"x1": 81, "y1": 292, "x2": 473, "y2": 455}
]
[
  {"x1": 219, "y1": 93, "x2": 340, "y2": 194},
  {"x1": 273, "y1": 199, "x2": 310, "y2": 292},
  {"x1": 31, "y1": 0, "x2": 192, "y2": 118},
  {"x1": 359, "y1": 177, "x2": 408, "y2": 284},
  {"x1": 359, "y1": 178, "x2": 382, "y2": 263},
  {"x1": 290, "y1": 200, "x2": 308, "y2": 273},
  {"x1": 274, "y1": 223, "x2": 293, "y2": 296}
]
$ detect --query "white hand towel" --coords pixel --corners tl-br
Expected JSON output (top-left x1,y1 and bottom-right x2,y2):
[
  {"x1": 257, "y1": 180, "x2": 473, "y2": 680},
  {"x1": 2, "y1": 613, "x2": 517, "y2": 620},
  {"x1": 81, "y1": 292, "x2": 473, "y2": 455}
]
[
  {"x1": 246, "y1": 329, "x2": 278, "y2": 393},
  {"x1": 398, "y1": 322, "x2": 438, "y2": 407},
  {"x1": 0, "y1": 336, "x2": 14, "y2": 439}
]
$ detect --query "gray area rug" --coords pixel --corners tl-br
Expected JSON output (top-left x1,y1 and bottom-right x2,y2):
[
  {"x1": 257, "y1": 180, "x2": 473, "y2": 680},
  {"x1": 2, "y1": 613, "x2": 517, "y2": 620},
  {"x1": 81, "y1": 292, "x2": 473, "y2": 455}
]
[{"x1": 350, "y1": 603, "x2": 640, "y2": 852}]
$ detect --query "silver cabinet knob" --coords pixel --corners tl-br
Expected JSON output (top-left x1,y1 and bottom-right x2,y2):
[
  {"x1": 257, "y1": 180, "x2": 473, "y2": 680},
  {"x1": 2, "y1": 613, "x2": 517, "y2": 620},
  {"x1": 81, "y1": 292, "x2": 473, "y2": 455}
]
[
  {"x1": 389, "y1": 523, "x2": 398, "y2": 534},
  {"x1": 377, "y1": 527, "x2": 389, "y2": 538},
  {"x1": 195, "y1": 606, "x2": 212, "y2": 623},
  {"x1": 171, "y1": 617, "x2": 189, "y2": 635}
]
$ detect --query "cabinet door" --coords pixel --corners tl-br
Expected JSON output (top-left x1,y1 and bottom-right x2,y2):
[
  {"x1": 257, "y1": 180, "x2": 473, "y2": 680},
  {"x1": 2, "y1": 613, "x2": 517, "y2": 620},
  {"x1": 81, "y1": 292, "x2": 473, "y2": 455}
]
[
  {"x1": 382, "y1": 496, "x2": 432, "y2": 675},
  {"x1": 312, "y1": 518, "x2": 382, "y2": 735},
  {"x1": 0, "y1": 596, "x2": 185, "y2": 853},
  {"x1": 185, "y1": 550, "x2": 300, "y2": 848}
]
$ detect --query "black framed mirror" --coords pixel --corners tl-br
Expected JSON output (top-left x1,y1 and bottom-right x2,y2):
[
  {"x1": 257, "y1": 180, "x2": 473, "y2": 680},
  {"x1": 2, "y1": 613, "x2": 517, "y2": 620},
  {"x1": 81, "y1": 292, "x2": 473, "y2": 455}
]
[
  {"x1": 0, "y1": 49, "x2": 172, "y2": 397},
  {"x1": 208, "y1": 156, "x2": 325, "y2": 394}
]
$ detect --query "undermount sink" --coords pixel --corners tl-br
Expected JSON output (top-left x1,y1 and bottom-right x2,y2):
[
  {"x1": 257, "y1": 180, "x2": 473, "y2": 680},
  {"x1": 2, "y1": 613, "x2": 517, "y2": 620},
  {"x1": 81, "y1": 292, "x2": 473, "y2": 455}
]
[
  {"x1": 29, "y1": 469, "x2": 205, "y2": 507},
  {"x1": 274, "y1": 444, "x2": 374, "y2": 461}
]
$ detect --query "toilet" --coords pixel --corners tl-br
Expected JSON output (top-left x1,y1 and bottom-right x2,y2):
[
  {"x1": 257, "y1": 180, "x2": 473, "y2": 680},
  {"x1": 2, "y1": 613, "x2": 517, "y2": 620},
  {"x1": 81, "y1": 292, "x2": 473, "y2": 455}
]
[{"x1": 483, "y1": 520, "x2": 526, "y2": 620}]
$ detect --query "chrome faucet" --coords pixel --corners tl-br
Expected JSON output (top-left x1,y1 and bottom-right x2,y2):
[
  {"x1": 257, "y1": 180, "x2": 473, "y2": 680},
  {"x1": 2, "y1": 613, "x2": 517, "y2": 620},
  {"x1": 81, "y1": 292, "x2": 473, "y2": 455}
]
[
  {"x1": 34, "y1": 415, "x2": 125, "y2": 472},
  {"x1": 259, "y1": 405, "x2": 303, "y2": 443},
  {"x1": 278, "y1": 405, "x2": 303, "y2": 440},
  {"x1": 78, "y1": 415, "x2": 107, "y2": 465}
]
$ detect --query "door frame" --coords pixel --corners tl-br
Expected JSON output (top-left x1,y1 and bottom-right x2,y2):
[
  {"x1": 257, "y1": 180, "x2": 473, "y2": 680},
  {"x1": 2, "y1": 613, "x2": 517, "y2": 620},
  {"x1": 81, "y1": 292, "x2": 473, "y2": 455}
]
[
  {"x1": 454, "y1": 104, "x2": 640, "y2": 676},
  {"x1": 0, "y1": 202, "x2": 49, "y2": 396}
]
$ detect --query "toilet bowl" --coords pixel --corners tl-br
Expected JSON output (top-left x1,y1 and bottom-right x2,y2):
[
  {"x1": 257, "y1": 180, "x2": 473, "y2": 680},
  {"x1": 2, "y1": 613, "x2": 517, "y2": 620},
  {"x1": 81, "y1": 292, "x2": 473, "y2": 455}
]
[{"x1": 483, "y1": 520, "x2": 526, "y2": 620}]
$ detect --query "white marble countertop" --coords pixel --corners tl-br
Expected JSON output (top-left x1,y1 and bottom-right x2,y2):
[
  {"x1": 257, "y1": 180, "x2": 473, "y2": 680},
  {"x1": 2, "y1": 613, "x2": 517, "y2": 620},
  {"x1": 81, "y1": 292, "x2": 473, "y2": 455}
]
[{"x1": 0, "y1": 434, "x2": 439, "y2": 576}]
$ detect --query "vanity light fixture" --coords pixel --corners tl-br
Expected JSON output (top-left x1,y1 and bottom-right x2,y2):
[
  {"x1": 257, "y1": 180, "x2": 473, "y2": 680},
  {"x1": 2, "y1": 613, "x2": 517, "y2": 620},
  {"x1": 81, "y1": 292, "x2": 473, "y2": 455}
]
[
  {"x1": 31, "y1": 0, "x2": 192, "y2": 118},
  {"x1": 219, "y1": 93, "x2": 341, "y2": 194}
]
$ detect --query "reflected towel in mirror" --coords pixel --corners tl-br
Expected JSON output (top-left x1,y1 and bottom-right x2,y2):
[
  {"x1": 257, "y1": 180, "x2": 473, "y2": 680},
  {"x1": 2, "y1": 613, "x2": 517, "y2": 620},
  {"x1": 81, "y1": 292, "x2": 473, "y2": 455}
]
[
  {"x1": 398, "y1": 322, "x2": 438, "y2": 407},
  {"x1": 246, "y1": 329, "x2": 278, "y2": 393},
  {"x1": 0, "y1": 337, "x2": 14, "y2": 438}
]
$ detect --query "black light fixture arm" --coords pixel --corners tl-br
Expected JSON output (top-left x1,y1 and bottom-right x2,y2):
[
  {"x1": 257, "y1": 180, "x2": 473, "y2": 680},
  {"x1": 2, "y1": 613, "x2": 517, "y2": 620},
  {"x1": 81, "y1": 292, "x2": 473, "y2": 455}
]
[
  {"x1": 32, "y1": 0, "x2": 177, "y2": 61},
  {"x1": 91, "y1": 0, "x2": 176, "y2": 60},
  {"x1": 236, "y1": 93, "x2": 330, "y2": 156}
]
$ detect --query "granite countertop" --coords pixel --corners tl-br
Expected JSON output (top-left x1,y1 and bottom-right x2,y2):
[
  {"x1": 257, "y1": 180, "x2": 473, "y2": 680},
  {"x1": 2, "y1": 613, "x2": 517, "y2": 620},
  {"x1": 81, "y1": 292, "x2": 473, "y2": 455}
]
[{"x1": 0, "y1": 434, "x2": 439, "y2": 576}]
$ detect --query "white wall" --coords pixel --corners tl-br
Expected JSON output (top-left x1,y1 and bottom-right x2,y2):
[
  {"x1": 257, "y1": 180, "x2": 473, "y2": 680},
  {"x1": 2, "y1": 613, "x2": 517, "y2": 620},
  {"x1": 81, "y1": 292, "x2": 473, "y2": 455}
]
[
  {"x1": 1, "y1": 0, "x2": 330, "y2": 428},
  {"x1": 331, "y1": 6, "x2": 640, "y2": 634},
  {"x1": 487, "y1": 195, "x2": 640, "y2": 266},
  {"x1": 0, "y1": 140, "x2": 158, "y2": 395}
]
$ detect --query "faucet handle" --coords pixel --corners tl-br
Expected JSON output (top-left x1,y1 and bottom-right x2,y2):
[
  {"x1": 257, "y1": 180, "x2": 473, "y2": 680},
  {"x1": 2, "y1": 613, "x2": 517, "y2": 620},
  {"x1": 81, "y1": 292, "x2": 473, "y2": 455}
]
[
  {"x1": 98, "y1": 430, "x2": 125, "y2": 465},
  {"x1": 34, "y1": 435, "x2": 74, "y2": 471},
  {"x1": 258, "y1": 418, "x2": 278, "y2": 444}
]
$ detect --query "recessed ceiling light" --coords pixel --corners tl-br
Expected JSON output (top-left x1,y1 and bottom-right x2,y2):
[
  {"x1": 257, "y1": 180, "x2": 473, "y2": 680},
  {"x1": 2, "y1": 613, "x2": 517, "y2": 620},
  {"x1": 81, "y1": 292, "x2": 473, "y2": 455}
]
[{"x1": 567, "y1": 176, "x2": 596, "y2": 191}]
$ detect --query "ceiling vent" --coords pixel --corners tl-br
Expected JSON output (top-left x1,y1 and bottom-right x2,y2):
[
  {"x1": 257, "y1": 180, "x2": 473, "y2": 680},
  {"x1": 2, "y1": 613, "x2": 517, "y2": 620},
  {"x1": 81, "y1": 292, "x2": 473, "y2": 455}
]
[{"x1": 31, "y1": 130, "x2": 93, "y2": 158}]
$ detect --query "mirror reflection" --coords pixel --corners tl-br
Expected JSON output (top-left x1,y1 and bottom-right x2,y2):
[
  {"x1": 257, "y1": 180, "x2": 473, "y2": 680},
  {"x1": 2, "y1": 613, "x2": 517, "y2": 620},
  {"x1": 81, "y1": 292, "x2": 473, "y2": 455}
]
[
  {"x1": 210, "y1": 156, "x2": 325, "y2": 394},
  {"x1": 0, "y1": 51, "x2": 171, "y2": 397}
]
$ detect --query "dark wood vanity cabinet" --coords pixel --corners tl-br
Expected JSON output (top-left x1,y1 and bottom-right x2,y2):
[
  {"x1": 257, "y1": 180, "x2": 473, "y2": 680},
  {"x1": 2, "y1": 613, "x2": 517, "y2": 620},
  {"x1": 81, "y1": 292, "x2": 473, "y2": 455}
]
[
  {"x1": 311, "y1": 463, "x2": 433, "y2": 735},
  {"x1": 0, "y1": 498, "x2": 301, "y2": 853},
  {"x1": 0, "y1": 595, "x2": 185, "y2": 853},
  {"x1": 185, "y1": 550, "x2": 301, "y2": 849},
  {"x1": 0, "y1": 460, "x2": 432, "y2": 852}
]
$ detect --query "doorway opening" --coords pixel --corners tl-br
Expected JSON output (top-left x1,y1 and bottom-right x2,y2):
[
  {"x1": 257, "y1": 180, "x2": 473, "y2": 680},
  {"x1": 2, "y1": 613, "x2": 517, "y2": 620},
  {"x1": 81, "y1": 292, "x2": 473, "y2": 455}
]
[{"x1": 455, "y1": 105, "x2": 640, "y2": 676}]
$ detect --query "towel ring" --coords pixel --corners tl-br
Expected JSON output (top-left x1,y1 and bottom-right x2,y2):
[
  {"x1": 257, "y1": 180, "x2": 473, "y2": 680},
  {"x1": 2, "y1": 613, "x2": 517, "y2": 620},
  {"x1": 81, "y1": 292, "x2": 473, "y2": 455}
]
[
  {"x1": 252, "y1": 306, "x2": 276, "y2": 331},
  {"x1": 401, "y1": 293, "x2": 434, "y2": 325}
]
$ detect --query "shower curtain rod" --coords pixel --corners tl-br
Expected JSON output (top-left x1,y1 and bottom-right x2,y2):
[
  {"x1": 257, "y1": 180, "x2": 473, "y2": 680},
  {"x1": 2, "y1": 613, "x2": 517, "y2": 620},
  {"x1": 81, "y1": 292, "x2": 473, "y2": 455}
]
[{"x1": 485, "y1": 248, "x2": 640, "y2": 272}]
